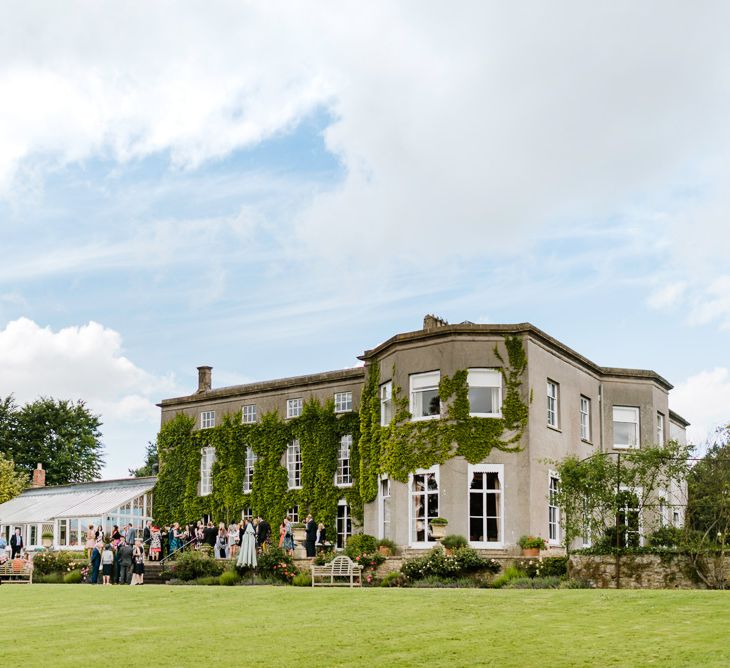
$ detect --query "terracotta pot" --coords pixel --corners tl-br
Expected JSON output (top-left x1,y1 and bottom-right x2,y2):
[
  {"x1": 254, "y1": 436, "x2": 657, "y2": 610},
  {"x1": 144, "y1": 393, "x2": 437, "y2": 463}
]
[
  {"x1": 444, "y1": 547, "x2": 454, "y2": 556},
  {"x1": 521, "y1": 547, "x2": 540, "y2": 557},
  {"x1": 378, "y1": 545, "x2": 392, "y2": 557}
]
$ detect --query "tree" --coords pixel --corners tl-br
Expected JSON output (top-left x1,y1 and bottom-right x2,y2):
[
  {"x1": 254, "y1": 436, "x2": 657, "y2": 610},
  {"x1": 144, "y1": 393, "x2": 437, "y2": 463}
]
[
  {"x1": 129, "y1": 440, "x2": 158, "y2": 477},
  {"x1": 0, "y1": 396, "x2": 105, "y2": 485},
  {"x1": 552, "y1": 440, "x2": 693, "y2": 554},
  {"x1": 0, "y1": 453, "x2": 27, "y2": 504}
]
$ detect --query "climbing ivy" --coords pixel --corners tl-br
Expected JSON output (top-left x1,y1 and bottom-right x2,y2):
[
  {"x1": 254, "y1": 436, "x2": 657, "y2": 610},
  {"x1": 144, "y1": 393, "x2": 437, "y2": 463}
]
[
  {"x1": 154, "y1": 401, "x2": 361, "y2": 533},
  {"x1": 358, "y1": 335, "x2": 530, "y2": 502}
]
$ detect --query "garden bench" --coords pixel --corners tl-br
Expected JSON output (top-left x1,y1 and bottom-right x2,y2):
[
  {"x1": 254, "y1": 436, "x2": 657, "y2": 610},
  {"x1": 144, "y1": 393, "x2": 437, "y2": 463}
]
[
  {"x1": 310, "y1": 555, "x2": 362, "y2": 587},
  {"x1": 0, "y1": 560, "x2": 33, "y2": 584}
]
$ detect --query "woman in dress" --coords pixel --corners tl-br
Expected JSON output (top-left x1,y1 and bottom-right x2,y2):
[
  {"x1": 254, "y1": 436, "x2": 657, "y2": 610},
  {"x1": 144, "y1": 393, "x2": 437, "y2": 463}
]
[
  {"x1": 169, "y1": 522, "x2": 182, "y2": 553},
  {"x1": 278, "y1": 520, "x2": 286, "y2": 548},
  {"x1": 214, "y1": 527, "x2": 228, "y2": 559},
  {"x1": 228, "y1": 523, "x2": 239, "y2": 559},
  {"x1": 111, "y1": 525, "x2": 122, "y2": 548},
  {"x1": 131, "y1": 538, "x2": 145, "y2": 585},
  {"x1": 149, "y1": 526, "x2": 161, "y2": 561},
  {"x1": 85, "y1": 524, "x2": 96, "y2": 556},
  {"x1": 282, "y1": 517, "x2": 294, "y2": 557},
  {"x1": 101, "y1": 544, "x2": 114, "y2": 585}
]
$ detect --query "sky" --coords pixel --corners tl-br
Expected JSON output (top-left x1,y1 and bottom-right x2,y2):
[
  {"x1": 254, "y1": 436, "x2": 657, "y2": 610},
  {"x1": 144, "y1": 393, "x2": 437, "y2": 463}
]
[{"x1": 0, "y1": 1, "x2": 728, "y2": 477}]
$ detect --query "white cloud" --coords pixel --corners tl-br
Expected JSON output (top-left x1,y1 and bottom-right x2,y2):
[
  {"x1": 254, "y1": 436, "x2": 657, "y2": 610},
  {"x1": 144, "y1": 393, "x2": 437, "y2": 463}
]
[
  {"x1": 0, "y1": 318, "x2": 178, "y2": 476},
  {"x1": 672, "y1": 368, "x2": 730, "y2": 448},
  {"x1": 647, "y1": 282, "x2": 687, "y2": 310}
]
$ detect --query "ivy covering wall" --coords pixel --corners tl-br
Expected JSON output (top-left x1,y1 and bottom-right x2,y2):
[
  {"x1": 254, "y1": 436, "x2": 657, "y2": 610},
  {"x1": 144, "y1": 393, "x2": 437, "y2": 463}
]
[
  {"x1": 154, "y1": 335, "x2": 529, "y2": 526},
  {"x1": 154, "y1": 400, "x2": 361, "y2": 531},
  {"x1": 359, "y1": 334, "x2": 529, "y2": 502}
]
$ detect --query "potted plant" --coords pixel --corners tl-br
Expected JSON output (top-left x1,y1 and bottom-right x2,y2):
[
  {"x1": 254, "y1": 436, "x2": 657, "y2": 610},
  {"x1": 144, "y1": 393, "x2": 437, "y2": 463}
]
[
  {"x1": 377, "y1": 538, "x2": 397, "y2": 557},
  {"x1": 440, "y1": 534, "x2": 468, "y2": 555},
  {"x1": 518, "y1": 535, "x2": 547, "y2": 556},
  {"x1": 430, "y1": 517, "x2": 448, "y2": 540},
  {"x1": 41, "y1": 532, "x2": 53, "y2": 548},
  {"x1": 291, "y1": 522, "x2": 307, "y2": 544}
]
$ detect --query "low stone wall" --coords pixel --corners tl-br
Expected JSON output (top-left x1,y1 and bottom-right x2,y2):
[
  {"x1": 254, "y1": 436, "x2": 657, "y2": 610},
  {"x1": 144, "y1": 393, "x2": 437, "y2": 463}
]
[{"x1": 568, "y1": 554, "x2": 724, "y2": 589}]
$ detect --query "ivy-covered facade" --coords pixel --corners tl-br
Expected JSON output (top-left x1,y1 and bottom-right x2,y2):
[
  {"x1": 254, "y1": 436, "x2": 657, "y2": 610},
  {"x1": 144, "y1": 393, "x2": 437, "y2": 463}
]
[{"x1": 155, "y1": 315, "x2": 688, "y2": 552}]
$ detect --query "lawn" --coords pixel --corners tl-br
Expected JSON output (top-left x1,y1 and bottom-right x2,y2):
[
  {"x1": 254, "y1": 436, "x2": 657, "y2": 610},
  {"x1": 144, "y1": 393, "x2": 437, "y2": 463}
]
[{"x1": 4, "y1": 586, "x2": 729, "y2": 666}]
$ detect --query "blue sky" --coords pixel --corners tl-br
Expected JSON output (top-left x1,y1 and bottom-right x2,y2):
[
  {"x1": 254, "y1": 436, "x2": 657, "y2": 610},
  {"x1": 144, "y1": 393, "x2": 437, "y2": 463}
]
[{"x1": 0, "y1": 2, "x2": 728, "y2": 476}]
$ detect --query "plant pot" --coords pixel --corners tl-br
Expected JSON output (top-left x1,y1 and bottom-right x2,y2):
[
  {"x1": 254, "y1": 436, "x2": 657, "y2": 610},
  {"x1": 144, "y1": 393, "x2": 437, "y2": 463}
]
[
  {"x1": 444, "y1": 547, "x2": 454, "y2": 556},
  {"x1": 293, "y1": 528, "x2": 307, "y2": 544},
  {"x1": 378, "y1": 546, "x2": 392, "y2": 557},
  {"x1": 430, "y1": 524, "x2": 447, "y2": 540},
  {"x1": 42, "y1": 536, "x2": 53, "y2": 548},
  {"x1": 521, "y1": 548, "x2": 540, "y2": 557}
]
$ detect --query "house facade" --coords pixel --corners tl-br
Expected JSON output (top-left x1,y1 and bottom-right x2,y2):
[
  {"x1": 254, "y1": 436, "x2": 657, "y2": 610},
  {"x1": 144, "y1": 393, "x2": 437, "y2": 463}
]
[{"x1": 158, "y1": 316, "x2": 688, "y2": 552}]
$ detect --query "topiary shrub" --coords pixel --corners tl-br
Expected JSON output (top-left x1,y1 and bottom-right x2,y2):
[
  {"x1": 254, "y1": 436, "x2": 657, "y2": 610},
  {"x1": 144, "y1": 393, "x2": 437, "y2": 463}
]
[
  {"x1": 441, "y1": 535, "x2": 468, "y2": 551},
  {"x1": 346, "y1": 534, "x2": 378, "y2": 557},
  {"x1": 169, "y1": 550, "x2": 225, "y2": 581},
  {"x1": 219, "y1": 570, "x2": 240, "y2": 586},
  {"x1": 63, "y1": 570, "x2": 82, "y2": 584}
]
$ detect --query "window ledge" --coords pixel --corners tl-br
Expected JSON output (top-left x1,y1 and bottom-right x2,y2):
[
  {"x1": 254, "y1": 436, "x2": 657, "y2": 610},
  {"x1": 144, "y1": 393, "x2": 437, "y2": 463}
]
[
  {"x1": 335, "y1": 483, "x2": 353, "y2": 488},
  {"x1": 411, "y1": 416, "x2": 440, "y2": 422},
  {"x1": 470, "y1": 413, "x2": 502, "y2": 419},
  {"x1": 547, "y1": 425, "x2": 562, "y2": 433},
  {"x1": 581, "y1": 439, "x2": 593, "y2": 445}
]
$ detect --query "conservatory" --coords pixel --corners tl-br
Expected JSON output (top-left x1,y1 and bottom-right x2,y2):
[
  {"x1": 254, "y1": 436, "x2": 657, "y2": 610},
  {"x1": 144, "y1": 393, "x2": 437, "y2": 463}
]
[{"x1": 0, "y1": 476, "x2": 156, "y2": 551}]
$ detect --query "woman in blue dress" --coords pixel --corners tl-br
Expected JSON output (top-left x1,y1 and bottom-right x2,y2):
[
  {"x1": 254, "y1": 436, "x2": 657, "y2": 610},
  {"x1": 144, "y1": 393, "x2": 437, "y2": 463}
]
[{"x1": 282, "y1": 517, "x2": 294, "y2": 556}]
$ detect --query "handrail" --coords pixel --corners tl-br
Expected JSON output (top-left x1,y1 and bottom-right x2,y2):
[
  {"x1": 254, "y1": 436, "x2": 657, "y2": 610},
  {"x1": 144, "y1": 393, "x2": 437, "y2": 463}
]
[{"x1": 160, "y1": 536, "x2": 197, "y2": 565}]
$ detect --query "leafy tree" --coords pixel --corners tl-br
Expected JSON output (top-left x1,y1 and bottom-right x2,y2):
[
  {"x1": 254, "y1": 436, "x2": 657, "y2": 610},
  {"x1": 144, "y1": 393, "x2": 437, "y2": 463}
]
[
  {"x1": 129, "y1": 440, "x2": 158, "y2": 477},
  {"x1": 551, "y1": 440, "x2": 693, "y2": 554},
  {"x1": 687, "y1": 425, "x2": 730, "y2": 535},
  {"x1": 0, "y1": 453, "x2": 27, "y2": 504},
  {"x1": 0, "y1": 396, "x2": 105, "y2": 485}
]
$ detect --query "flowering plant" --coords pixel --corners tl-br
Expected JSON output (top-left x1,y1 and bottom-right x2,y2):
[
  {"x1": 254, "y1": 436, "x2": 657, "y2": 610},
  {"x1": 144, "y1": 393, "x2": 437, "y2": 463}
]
[{"x1": 518, "y1": 535, "x2": 547, "y2": 550}]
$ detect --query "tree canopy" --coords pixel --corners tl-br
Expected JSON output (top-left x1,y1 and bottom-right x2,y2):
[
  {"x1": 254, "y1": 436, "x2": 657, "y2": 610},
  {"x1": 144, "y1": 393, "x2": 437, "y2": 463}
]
[
  {"x1": 129, "y1": 440, "x2": 158, "y2": 477},
  {"x1": 0, "y1": 395, "x2": 105, "y2": 485},
  {"x1": 0, "y1": 453, "x2": 27, "y2": 504}
]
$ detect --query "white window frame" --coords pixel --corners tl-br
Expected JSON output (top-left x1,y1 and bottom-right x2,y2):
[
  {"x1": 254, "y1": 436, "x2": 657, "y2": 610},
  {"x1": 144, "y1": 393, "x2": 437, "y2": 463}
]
[
  {"x1": 408, "y1": 465, "x2": 441, "y2": 548},
  {"x1": 547, "y1": 380, "x2": 559, "y2": 428},
  {"x1": 618, "y1": 485, "x2": 644, "y2": 547},
  {"x1": 200, "y1": 410, "x2": 215, "y2": 429},
  {"x1": 548, "y1": 472, "x2": 560, "y2": 545},
  {"x1": 410, "y1": 371, "x2": 441, "y2": 422},
  {"x1": 377, "y1": 475, "x2": 391, "y2": 540},
  {"x1": 334, "y1": 391, "x2": 353, "y2": 413},
  {"x1": 287, "y1": 398, "x2": 303, "y2": 419},
  {"x1": 467, "y1": 463, "x2": 504, "y2": 549},
  {"x1": 287, "y1": 440, "x2": 302, "y2": 489},
  {"x1": 243, "y1": 446, "x2": 257, "y2": 493},
  {"x1": 380, "y1": 381, "x2": 393, "y2": 426},
  {"x1": 336, "y1": 499, "x2": 351, "y2": 550},
  {"x1": 242, "y1": 404, "x2": 257, "y2": 424},
  {"x1": 241, "y1": 507, "x2": 253, "y2": 522},
  {"x1": 335, "y1": 434, "x2": 353, "y2": 487},
  {"x1": 613, "y1": 406, "x2": 640, "y2": 450},
  {"x1": 580, "y1": 396, "x2": 591, "y2": 442},
  {"x1": 199, "y1": 446, "x2": 216, "y2": 496},
  {"x1": 287, "y1": 505, "x2": 299, "y2": 523},
  {"x1": 467, "y1": 368, "x2": 502, "y2": 417},
  {"x1": 656, "y1": 412, "x2": 665, "y2": 446}
]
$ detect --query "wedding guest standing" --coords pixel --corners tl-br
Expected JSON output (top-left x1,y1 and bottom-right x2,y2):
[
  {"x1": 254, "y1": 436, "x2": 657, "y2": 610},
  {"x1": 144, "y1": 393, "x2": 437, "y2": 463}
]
[
  {"x1": 89, "y1": 544, "x2": 102, "y2": 584},
  {"x1": 10, "y1": 528, "x2": 23, "y2": 559},
  {"x1": 305, "y1": 514, "x2": 317, "y2": 558},
  {"x1": 85, "y1": 524, "x2": 96, "y2": 556},
  {"x1": 214, "y1": 526, "x2": 228, "y2": 559},
  {"x1": 131, "y1": 539, "x2": 145, "y2": 585},
  {"x1": 149, "y1": 526, "x2": 162, "y2": 561},
  {"x1": 101, "y1": 544, "x2": 114, "y2": 585}
]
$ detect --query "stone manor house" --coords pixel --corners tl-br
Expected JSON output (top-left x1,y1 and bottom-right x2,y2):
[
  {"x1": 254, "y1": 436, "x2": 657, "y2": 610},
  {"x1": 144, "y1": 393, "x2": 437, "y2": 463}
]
[{"x1": 158, "y1": 316, "x2": 689, "y2": 553}]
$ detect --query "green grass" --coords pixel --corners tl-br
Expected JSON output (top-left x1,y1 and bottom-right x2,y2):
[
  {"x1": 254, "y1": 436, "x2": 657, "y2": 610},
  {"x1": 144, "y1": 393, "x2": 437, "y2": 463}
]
[{"x1": 5, "y1": 586, "x2": 730, "y2": 666}]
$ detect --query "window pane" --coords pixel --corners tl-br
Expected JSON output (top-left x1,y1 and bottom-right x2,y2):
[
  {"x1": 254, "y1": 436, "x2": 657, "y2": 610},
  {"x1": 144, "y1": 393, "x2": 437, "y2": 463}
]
[
  {"x1": 470, "y1": 517, "x2": 483, "y2": 542},
  {"x1": 468, "y1": 386, "x2": 499, "y2": 414},
  {"x1": 470, "y1": 490, "x2": 484, "y2": 516}
]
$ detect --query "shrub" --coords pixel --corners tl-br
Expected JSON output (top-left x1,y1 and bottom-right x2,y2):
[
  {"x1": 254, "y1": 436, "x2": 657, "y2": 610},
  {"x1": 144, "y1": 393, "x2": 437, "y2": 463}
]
[
  {"x1": 408, "y1": 576, "x2": 479, "y2": 588},
  {"x1": 380, "y1": 571, "x2": 407, "y2": 587},
  {"x1": 518, "y1": 535, "x2": 547, "y2": 550},
  {"x1": 352, "y1": 552, "x2": 386, "y2": 572},
  {"x1": 504, "y1": 576, "x2": 562, "y2": 589},
  {"x1": 252, "y1": 546, "x2": 296, "y2": 583},
  {"x1": 219, "y1": 570, "x2": 240, "y2": 586},
  {"x1": 514, "y1": 556, "x2": 568, "y2": 578},
  {"x1": 441, "y1": 535, "x2": 468, "y2": 551},
  {"x1": 648, "y1": 526, "x2": 685, "y2": 548},
  {"x1": 346, "y1": 534, "x2": 378, "y2": 557},
  {"x1": 32, "y1": 551, "x2": 86, "y2": 576},
  {"x1": 559, "y1": 578, "x2": 593, "y2": 589},
  {"x1": 35, "y1": 572, "x2": 64, "y2": 584},
  {"x1": 292, "y1": 572, "x2": 312, "y2": 587},
  {"x1": 401, "y1": 547, "x2": 501, "y2": 581},
  {"x1": 169, "y1": 550, "x2": 225, "y2": 581},
  {"x1": 491, "y1": 565, "x2": 527, "y2": 589},
  {"x1": 64, "y1": 570, "x2": 83, "y2": 584},
  {"x1": 430, "y1": 517, "x2": 448, "y2": 526},
  {"x1": 194, "y1": 576, "x2": 220, "y2": 586}
]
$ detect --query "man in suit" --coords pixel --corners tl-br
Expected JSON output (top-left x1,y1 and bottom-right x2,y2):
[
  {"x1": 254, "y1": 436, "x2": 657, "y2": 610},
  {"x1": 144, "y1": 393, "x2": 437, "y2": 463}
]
[
  {"x1": 256, "y1": 517, "x2": 270, "y2": 552},
  {"x1": 125, "y1": 523, "x2": 137, "y2": 546},
  {"x1": 143, "y1": 520, "x2": 152, "y2": 554},
  {"x1": 117, "y1": 539, "x2": 134, "y2": 584},
  {"x1": 203, "y1": 521, "x2": 217, "y2": 549},
  {"x1": 89, "y1": 545, "x2": 102, "y2": 584},
  {"x1": 10, "y1": 528, "x2": 23, "y2": 559},
  {"x1": 305, "y1": 514, "x2": 317, "y2": 558}
]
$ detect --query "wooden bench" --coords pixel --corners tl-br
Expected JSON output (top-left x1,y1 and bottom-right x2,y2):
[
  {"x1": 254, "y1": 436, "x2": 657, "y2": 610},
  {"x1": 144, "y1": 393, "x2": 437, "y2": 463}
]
[
  {"x1": 0, "y1": 559, "x2": 33, "y2": 584},
  {"x1": 311, "y1": 555, "x2": 363, "y2": 587}
]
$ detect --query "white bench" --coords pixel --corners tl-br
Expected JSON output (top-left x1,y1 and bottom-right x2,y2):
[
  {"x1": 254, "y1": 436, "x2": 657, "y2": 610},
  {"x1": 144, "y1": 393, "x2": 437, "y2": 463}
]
[
  {"x1": 0, "y1": 560, "x2": 33, "y2": 584},
  {"x1": 310, "y1": 555, "x2": 363, "y2": 587}
]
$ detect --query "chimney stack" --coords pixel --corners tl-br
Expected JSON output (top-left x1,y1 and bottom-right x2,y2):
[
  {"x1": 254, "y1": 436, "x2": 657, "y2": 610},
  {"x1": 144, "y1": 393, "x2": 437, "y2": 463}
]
[
  {"x1": 423, "y1": 314, "x2": 449, "y2": 331},
  {"x1": 32, "y1": 463, "x2": 45, "y2": 487},
  {"x1": 197, "y1": 366, "x2": 212, "y2": 393}
]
